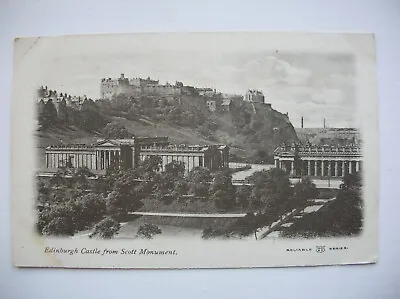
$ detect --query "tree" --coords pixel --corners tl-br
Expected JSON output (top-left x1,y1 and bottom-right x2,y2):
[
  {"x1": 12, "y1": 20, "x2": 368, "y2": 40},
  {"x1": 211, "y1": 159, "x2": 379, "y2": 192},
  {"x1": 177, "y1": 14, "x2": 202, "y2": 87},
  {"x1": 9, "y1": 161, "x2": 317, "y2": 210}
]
[
  {"x1": 281, "y1": 172, "x2": 363, "y2": 238},
  {"x1": 187, "y1": 167, "x2": 212, "y2": 198},
  {"x1": 137, "y1": 156, "x2": 162, "y2": 180},
  {"x1": 80, "y1": 100, "x2": 108, "y2": 131},
  {"x1": 341, "y1": 172, "x2": 362, "y2": 190},
  {"x1": 110, "y1": 93, "x2": 133, "y2": 113},
  {"x1": 173, "y1": 179, "x2": 189, "y2": 196},
  {"x1": 89, "y1": 217, "x2": 121, "y2": 239},
  {"x1": 72, "y1": 167, "x2": 95, "y2": 190},
  {"x1": 72, "y1": 193, "x2": 106, "y2": 230},
  {"x1": 136, "y1": 224, "x2": 162, "y2": 239},
  {"x1": 40, "y1": 203, "x2": 76, "y2": 236},
  {"x1": 246, "y1": 168, "x2": 292, "y2": 218},
  {"x1": 42, "y1": 216, "x2": 75, "y2": 236},
  {"x1": 292, "y1": 177, "x2": 319, "y2": 209},
  {"x1": 236, "y1": 185, "x2": 252, "y2": 208},
  {"x1": 164, "y1": 161, "x2": 185, "y2": 178},
  {"x1": 39, "y1": 99, "x2": 58, "y2": 128},
  {"x1": 57, "y1": 99, "x2": 68, "y2": 124},
  {"x1": 50, "y1": 170, "x2": 67, "y2": 186},
  {"x1": 102, "y1": 122, "x2": 132, "y2": 139},
  {"x1": 153, "y1": 172, "x2": 176, "y2": 203},
  {"x1": 210, "y1": 170, "x2": 236, "y2": 211}
]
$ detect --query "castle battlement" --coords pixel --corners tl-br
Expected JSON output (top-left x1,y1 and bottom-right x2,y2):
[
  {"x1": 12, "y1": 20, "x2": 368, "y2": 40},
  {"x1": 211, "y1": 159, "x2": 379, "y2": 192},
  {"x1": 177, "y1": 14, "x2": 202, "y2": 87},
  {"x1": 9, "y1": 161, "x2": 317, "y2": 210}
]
[{"x1": 100, "y1": 73, "x2": 182, "y2": 100}]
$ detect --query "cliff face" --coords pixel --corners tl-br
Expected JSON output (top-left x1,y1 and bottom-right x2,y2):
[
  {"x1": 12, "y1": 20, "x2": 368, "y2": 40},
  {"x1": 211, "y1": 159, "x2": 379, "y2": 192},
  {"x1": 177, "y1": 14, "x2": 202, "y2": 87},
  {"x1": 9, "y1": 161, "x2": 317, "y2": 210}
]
[{"x1": 214, "y1": 100, "x2": 298, "y2": 162}]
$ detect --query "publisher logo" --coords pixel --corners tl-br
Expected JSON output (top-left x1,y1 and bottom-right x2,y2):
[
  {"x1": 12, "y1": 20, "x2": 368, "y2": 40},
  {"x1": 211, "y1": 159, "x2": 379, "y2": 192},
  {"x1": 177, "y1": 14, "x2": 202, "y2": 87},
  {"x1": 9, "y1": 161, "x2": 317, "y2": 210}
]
[{"x1": 316, "y1": 246, "x2": 326, "y2": 253}]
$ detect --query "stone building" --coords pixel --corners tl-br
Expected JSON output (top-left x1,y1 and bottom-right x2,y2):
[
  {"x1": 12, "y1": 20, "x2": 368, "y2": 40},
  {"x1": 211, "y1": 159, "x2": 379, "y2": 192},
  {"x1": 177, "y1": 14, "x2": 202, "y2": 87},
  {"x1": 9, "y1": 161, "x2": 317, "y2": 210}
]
[
  {"x1": 197, "y1": 88, "x2": 216, "y2": 97},
  {"x1": 100, "y1": 74, "x2": 181, "y2": 100},
  {"x1": 273, "y1": 143, "x2": 362, "y2": 177},
  {"x1": 44, "y1": 136, "x2": 229, "y2": 175},
  {"x1": 244, "y1": 90, "x2": 265, "y2": 103},
  {"x1": 206, "y1": 100, "x2": 217, "y2": 112},
  {"x1": 36, "y1": 86, "x2": 88, "y2": 116},
  {"x1": 45, "y1": 139, "x2": 140, "y2": 171},
  {"x1": 220, "y1": 99, "x2": 232, "y2": 112},
  {"x1": 140, "y1": 144, "x2": 229, "y2": 175}
]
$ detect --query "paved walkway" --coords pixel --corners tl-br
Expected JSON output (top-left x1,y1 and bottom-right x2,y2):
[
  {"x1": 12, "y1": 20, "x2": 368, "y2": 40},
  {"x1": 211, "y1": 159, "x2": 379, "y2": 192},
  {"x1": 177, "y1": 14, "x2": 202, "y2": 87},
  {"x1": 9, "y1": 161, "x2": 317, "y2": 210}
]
[
  {"x1": 258, "y1": 197, "x2": 336, "y2": 239},
  {"x1": 129, "y1": 211, "x2": 247, "y2": 218}
]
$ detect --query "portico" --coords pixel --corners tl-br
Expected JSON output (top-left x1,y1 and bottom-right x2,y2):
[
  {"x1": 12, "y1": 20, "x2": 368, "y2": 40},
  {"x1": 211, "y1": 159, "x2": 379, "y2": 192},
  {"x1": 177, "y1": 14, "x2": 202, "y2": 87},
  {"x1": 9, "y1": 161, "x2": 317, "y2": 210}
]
[{"x1": 274, "y1": 144, "x2": 362, "y2": 177}]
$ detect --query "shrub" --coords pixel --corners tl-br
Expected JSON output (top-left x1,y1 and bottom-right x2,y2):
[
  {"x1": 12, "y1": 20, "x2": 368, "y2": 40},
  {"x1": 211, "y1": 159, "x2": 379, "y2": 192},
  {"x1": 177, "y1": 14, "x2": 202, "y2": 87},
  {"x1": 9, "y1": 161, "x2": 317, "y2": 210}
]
[
  {"x1": 136, "y1": 223, "x2": 162, "y2": 239},
  {"x1": 89, "y1": 217, "x2": 121, "y2": 239}
]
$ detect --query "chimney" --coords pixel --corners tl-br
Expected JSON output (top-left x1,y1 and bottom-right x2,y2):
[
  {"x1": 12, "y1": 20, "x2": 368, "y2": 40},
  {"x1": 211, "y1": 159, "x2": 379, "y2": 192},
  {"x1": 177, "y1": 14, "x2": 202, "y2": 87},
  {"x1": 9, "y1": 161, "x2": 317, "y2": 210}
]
[{"x1": 301, "y1": 117, "x2": 304, "y2": 128}]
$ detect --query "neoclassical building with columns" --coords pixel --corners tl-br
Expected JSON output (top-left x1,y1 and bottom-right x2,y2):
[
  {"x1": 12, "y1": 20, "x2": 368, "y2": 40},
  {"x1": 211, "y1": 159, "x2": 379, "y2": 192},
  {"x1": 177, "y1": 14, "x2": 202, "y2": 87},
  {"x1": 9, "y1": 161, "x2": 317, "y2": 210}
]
[
  {"x1": 273, "y1": 143, "x2": 362, "y2": 177},
  {"x1": 44, "y1": 136, "x2": 229, "y2": 175}
]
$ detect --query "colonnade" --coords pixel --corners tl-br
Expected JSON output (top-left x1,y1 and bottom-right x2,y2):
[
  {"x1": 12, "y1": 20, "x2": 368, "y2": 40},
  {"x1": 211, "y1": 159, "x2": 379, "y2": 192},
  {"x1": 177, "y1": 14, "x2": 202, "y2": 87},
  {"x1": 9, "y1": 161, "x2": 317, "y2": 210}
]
[
  {"x1": 140, "y1": 153, "x2": 205, "y2": 174},
  {"x1": 46, "y1": 152, "x2": 96, "y2": 169},
  {"x1": 96, "y1": 150, "x2": 121, "y2": 170},
  {"x1": 274, "y1": 158, "x2": 362, "y2": 177},
  {"x1": 45, "y1": 143, "x2": 229, "y2": 174}
]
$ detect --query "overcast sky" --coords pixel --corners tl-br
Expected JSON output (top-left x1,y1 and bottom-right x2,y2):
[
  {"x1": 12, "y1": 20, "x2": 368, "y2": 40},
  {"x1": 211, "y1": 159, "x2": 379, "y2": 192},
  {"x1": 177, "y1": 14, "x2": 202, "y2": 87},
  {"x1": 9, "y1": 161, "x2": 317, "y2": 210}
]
[{"x1": 32, "y1": 34, "x2": 357, "y2": 128}]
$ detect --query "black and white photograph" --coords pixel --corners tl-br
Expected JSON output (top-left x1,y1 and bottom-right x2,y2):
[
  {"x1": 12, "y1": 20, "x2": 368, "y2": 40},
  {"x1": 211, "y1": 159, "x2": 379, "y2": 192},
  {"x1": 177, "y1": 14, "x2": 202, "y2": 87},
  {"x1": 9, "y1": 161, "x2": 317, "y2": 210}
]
[{"x1": 11, "y1": 32, "x2": 379, "y2": 268}]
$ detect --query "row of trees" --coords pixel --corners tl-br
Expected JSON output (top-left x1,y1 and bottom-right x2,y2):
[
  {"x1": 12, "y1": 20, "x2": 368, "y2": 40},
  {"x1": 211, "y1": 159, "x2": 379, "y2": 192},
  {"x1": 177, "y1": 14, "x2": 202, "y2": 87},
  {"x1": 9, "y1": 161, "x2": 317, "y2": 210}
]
[
  {"x1": 281, "y1": 172, "x2": 363, "y2": 238},
  {"x1": 36, "y1": 157, "x2": 162, "y2": 237},
  {"x1": 38, "y1": 99, "x2": 108, "y2": 131},
  {"x1": 202, "y1": 168, "x2": 320, "y2": 239}
]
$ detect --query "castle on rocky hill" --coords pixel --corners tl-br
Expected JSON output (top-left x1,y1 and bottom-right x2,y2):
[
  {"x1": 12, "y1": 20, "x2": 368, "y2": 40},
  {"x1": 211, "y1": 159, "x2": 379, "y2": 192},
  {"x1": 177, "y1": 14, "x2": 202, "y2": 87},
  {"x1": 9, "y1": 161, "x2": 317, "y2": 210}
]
[{"x1": 100, "y1": 74, "x2": 182, "y2": 100}]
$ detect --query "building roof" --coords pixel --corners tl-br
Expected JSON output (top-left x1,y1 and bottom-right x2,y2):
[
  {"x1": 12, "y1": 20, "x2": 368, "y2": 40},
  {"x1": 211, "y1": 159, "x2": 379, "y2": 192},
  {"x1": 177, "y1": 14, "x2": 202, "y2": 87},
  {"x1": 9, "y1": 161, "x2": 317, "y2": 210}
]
[
  {"x1": 221, "y1": 99, "x2": 231, "y2": 106},
  {"x1": 274, "y1": 144, "x2": 362, "y2": 157}
]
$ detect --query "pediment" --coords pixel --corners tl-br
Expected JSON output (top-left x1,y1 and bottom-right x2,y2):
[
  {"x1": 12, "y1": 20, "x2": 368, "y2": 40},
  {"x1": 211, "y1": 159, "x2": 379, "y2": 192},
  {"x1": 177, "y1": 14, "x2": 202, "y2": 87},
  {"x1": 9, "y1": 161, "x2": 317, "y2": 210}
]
[{"x1": 95, "y1": 140, "x2": 119, "y2": 147}]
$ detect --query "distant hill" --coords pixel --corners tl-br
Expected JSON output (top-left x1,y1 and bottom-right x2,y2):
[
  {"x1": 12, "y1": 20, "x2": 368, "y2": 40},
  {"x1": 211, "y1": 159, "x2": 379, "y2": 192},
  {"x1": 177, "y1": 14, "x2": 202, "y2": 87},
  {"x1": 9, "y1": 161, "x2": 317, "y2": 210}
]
[
  {"x1": 37, "y1": 92, "x2": 299, "y2": 165},
  {"x1": 295, "y1": 128, "x2": 361, "y2": 146}
]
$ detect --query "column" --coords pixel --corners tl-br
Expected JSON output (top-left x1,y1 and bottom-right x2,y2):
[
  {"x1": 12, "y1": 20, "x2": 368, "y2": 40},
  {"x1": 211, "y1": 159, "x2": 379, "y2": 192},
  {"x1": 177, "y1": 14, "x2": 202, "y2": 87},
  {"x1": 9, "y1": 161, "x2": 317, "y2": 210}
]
[
  {"x1": 307, "y1": 160, "x2": 311, "y2": 176},
  {"x1": 327, "y1": 161, "x2": 331, "y2": 177},
  {"x1": 290, "y1": 160, "x2": 294, "y2": 176},
  {"x1": 188, "y1": 156, "x2": 192, "y2": 172},
  {"x1": 356, "y1": 161, "x2": 360, "y2": 172},
  {"x1": 186, "y1": 156, "x2": 190, "y2": 174},
  {"x1": 95, "y1": 151, "x2": 99, "y2": 170},
  {"x1": 314, "y1": 160, "x2": 318, "y2": 176},
  {"x1": 342, "y1": 161, "x2": 346, "y2": 176},
  {"x1": 348, "y1": 161, "x2": 353, "y2": 174},
  {"x1": 321, "y1": 160, "x2": 325, "y2": 177},
  {"x1": 334, "y1": 161, "x2": 338, "y2": 177},
  {"x1": 275, "y1": 159, "x2": 278, "y2": 168}
]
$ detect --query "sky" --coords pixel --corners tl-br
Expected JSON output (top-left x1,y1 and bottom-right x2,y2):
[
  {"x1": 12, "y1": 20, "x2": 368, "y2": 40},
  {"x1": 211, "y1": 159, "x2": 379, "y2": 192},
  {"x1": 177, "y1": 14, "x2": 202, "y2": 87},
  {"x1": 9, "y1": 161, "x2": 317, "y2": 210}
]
[{"x1": 30, "y1": 33, "x2": 357, "y2": 128}]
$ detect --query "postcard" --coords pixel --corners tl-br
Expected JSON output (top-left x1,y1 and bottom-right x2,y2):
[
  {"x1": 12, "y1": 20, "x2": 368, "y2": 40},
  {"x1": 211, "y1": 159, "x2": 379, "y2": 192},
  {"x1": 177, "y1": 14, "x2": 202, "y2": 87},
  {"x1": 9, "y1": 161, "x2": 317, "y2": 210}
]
[{"x1": 11, "y1": 32, "x2": 379, "y2": 268}]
